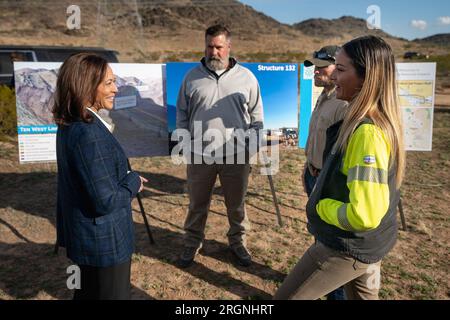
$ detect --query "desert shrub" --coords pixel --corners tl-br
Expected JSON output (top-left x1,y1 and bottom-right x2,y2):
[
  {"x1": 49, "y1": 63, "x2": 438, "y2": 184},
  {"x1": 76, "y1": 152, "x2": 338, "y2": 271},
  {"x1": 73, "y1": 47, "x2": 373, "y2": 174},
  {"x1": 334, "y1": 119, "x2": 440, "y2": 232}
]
[
  {"x1": 0, "y1": 85, "x2": 17, "y2": 138},
  {"x1": 180, "y1": 51, "x2": 203, "y2": 61},
  {"x1": 283, "y1": 51, "x2": 307, "y2": 62},
  {"x1": 441, "y1": 80, "x2": 450, "y2": 89},
  {"x1": 433, "y1": 54, "x2": 450, "y2": 76},
  {"x1": 415, "y1": 54, "x2": 450, "y2": 76},
  {"x1": 163, "y1": 51, "x2": 203, "y2": 62},
  {"x1": 134, "y1": 49, "x2": 162, "y2": 63},
  {"x1": 161, "y1": 51, "x2": 308, "y2": 64},
  {"x1": 242, "y1": 51, "x2": 273, "y2": 62},
  {"x1": 238, "y1": 51, "x2": 307, "y2": 63}
]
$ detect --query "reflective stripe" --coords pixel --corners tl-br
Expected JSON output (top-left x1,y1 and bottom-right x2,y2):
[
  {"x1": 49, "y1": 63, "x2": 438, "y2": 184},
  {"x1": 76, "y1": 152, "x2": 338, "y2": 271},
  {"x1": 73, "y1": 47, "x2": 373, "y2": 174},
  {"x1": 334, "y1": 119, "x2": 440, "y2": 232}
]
[
  {"x1": 337, "y1": 204, "x2": 356, "y2": 231},
  {"x1": 347, "y1": 165, "x2": 388, "y2": 184}
]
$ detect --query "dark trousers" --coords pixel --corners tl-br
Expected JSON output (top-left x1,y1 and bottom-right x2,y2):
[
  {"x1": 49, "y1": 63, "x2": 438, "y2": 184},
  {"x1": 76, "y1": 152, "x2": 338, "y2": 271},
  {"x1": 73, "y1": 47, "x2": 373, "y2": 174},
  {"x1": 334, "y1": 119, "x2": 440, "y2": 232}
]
[
  {"x1": 73, "y1": 259, "x2": 131, "y2": 300},
  {"x1": 184, "y1": 163, "x2": 251, "y2": 249},
  {"x1": 303, "y1": 166, "x2": 346, "y2": 300}
]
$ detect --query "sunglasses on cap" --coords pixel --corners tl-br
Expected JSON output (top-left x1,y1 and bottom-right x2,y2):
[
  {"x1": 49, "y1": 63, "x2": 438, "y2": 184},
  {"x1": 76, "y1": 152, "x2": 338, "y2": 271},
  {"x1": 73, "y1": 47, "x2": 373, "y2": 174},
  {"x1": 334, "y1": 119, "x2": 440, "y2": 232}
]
[{"x1": 313, "y1": 51, "x2": 335, "y2": 61}]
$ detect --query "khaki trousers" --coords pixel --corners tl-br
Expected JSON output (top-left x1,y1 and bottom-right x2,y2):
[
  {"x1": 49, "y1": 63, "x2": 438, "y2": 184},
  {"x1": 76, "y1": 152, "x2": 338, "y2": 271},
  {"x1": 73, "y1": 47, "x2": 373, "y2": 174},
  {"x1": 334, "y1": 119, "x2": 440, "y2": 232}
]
[
  {"x1": 273, "y1": 241, "x2": 381, "y2": 300},
  {"x1": 183, "y1": 163, "x2": 251, "y2": 249}
]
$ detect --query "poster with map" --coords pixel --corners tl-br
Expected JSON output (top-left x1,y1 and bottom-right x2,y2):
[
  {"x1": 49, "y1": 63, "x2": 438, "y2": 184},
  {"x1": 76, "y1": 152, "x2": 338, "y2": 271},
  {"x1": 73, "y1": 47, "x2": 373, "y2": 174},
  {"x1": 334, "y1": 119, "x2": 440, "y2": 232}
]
[
  {"x1": 299, "y1": 62, "x2": 436, "y2": 151},
  {"x1": 397, "y1": 63, "x2": 436, "y2": 151}
]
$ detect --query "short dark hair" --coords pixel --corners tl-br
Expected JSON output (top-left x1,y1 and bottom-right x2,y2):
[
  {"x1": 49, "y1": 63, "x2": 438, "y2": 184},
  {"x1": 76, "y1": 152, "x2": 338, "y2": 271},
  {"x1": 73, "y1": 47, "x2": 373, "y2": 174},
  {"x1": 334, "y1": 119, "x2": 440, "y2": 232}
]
[
  {"x1": 205, "y1": 24, "x2": 231, "y2": 39},
  {"x1": 52, "y1": 53, "x2": 108, "y2": 125}
]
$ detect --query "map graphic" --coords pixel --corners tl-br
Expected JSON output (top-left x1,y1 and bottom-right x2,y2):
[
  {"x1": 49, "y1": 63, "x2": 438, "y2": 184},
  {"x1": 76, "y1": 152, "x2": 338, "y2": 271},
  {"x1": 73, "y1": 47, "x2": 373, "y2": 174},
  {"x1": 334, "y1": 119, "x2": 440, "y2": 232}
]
[
  {"x1": 402, "y1": 107, "x2": 433, "y2": 151},
  {"x1": 398, "y1": 80, "x2": 433, "y2": 107}
]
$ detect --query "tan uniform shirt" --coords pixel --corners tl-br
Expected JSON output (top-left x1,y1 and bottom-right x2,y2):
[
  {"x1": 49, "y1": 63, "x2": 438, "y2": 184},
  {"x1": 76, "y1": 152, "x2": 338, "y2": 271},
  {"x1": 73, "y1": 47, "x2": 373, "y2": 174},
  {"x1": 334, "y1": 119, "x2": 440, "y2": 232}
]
[{"x1": 305, "y1": 88, "x2": 348, "y2": 171}]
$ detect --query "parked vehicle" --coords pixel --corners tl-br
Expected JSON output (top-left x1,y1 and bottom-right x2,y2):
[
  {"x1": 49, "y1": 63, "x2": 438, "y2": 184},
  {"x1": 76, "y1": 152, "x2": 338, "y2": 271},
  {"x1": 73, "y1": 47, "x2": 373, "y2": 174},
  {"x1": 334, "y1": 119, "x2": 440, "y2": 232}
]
[
  {"x1": 403, "y1": 51, "x2": 429, "y2": 59},
  {"x1": 0, "y1": 45, "x2": 119, "y2": 87},
  {"x1": 282, "y1": 127, "x2": 298, "y2": 140}
]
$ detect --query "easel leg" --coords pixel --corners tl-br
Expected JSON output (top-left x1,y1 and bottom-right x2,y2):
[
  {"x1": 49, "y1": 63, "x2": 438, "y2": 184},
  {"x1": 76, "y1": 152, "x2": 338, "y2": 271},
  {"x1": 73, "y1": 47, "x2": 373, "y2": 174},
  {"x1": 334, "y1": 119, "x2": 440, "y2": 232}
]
[
  {"x1": 137, "y1": 192, "x2": 155, "y2": 244},
  {"x1": 127, "y1": 159, "x2": 155, "y2": 244},
  {"x1": 259, "y1": 146, "x2": 283, "y2": 228},
  {"x1": 398, "y1": 197, "x2": 407, "y2": 231},
  {"x1": 267, "y1": 174, "x2": 283, "y2": 227}
]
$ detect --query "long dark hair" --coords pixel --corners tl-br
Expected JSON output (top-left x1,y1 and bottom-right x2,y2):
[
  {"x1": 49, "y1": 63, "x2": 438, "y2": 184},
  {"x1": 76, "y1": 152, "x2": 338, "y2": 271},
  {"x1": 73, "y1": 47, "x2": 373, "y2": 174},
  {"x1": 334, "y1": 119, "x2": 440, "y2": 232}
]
[{"x1": 52, "y1": 53, "x2": 108, "y2": 125}]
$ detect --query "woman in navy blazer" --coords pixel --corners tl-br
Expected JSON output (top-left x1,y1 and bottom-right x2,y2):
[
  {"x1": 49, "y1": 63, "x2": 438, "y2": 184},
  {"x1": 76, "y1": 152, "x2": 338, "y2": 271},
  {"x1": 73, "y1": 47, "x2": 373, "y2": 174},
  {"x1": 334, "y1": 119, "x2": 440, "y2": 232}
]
[{"x1": 52, "y1": 53, "x2": 147, "y2": 300}]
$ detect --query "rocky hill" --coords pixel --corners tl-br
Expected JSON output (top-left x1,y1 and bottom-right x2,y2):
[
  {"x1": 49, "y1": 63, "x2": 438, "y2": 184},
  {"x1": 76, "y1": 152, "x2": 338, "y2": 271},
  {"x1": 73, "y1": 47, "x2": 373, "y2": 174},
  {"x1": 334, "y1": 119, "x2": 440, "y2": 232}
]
[
  {"x1": 413, "y1": 33, "x2": 450, "y2": 46},
  {"x1": 291, "y1": 15, "x2": 428, "y2": 57},
  {"x1": 0, "y1": 0, "x2": 313, "y2": 59},
  {"x1": 293, "y1": 16, "x2": 405, "y2": 41},
  {"x1": 0, "y1": 0, "x2": 446, "y2": 61}
]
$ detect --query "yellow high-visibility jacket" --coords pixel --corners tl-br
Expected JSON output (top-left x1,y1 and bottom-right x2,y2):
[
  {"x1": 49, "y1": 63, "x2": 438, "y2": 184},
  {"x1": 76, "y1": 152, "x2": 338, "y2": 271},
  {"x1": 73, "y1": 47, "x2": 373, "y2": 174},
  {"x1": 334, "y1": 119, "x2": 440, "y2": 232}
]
[{"x1": 316, "y1": 123, "x2": 390, "y2": 231}]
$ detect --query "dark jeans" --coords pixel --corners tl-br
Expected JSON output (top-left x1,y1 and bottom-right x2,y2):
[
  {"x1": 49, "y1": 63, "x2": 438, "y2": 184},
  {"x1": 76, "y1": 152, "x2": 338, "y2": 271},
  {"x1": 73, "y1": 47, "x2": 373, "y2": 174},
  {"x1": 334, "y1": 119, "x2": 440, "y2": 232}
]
[
  {"x1": 303, "y1": 166, "x2": 347, "y2": 300},
  {"x1": 73, "y1": 259, "x2": 131, "y2": 300}
]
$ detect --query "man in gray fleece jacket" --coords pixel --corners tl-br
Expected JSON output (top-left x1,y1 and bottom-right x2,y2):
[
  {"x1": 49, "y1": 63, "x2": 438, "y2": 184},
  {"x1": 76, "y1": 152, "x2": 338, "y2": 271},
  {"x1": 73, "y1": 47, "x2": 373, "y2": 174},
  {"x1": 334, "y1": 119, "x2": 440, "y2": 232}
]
[{"x1": 176, "y1": 24, "x2": 264, "y2": 268}]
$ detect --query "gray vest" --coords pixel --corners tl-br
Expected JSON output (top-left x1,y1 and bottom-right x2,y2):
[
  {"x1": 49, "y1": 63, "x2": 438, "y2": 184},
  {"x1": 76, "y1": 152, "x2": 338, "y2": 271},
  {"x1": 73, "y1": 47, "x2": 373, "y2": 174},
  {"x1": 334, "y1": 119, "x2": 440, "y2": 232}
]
[{"x1": 306, "y1": 120, "x2": 399, "y2": 264}]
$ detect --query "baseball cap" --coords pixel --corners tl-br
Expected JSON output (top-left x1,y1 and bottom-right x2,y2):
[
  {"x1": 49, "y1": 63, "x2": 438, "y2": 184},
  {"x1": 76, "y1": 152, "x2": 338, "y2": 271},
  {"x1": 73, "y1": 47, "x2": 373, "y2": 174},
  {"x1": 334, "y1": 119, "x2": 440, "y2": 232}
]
[{"x1": 304, "y1": 45, "x2": 341, "y2": 67}]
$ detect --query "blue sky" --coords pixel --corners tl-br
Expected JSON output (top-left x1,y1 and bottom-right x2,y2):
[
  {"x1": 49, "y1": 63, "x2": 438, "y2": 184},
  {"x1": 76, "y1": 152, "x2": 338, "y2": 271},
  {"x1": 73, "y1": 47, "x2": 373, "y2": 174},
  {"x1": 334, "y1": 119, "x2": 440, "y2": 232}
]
[
  {"x1": 245, "y1": 63, "x2": 298, "y2": 129},
  {"x1": 239, "y1": 0, "x2": 450, "y2": 40}
]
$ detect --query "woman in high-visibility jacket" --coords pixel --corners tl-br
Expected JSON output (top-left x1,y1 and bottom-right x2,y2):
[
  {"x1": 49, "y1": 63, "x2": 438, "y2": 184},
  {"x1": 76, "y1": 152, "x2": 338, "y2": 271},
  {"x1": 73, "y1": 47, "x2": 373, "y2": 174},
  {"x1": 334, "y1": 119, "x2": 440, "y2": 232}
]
[{"x1": 274, "y1": 35, "x2": 405, "y2": 300}]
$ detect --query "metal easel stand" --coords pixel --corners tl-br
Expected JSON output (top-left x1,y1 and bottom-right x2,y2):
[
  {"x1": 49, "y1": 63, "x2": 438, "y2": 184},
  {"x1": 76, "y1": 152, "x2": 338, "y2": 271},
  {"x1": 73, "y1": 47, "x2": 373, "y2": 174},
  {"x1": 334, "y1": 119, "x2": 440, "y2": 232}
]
[
  {"x1": 259, "y1": 148, "x2": 283, "y2": 227},
  {"x1": 398, "y1": 197, "x2": 407, "y2": 231},
  {"x1": 127, "y1": 159, "x2": 155, "y2": 244}
]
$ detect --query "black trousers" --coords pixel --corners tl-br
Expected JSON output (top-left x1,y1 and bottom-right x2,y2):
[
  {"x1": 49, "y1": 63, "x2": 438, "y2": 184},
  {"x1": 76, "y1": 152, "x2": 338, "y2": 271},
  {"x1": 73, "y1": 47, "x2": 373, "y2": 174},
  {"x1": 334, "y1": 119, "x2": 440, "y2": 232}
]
[{"x1": 73, "y1": 259, "x2": 131, "y2": 300}]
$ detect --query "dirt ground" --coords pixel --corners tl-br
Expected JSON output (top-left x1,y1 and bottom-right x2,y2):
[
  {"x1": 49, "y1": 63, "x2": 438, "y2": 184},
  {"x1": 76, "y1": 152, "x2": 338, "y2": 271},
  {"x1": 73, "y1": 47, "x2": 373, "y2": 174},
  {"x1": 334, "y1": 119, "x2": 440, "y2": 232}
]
[
  {"x1": 0, "y1": 112, "x2": 449, "y2": 300},
  {"x1": 435, "y1": 88, "x2": 450, "y2": 107}
]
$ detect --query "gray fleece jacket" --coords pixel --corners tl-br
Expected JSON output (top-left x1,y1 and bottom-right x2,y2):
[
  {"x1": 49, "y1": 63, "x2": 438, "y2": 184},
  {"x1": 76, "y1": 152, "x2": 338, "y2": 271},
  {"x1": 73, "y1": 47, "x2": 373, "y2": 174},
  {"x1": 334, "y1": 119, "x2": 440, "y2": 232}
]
[{"x1": 176, "y1": 58, "x2": 264, "y2": 157}]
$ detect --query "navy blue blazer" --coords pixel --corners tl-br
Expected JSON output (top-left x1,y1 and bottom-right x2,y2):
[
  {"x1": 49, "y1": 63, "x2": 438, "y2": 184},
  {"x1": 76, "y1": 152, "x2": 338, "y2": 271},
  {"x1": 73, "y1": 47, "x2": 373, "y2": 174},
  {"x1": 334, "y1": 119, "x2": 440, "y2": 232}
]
[{"x1": 56, "y1": 115, "x2": 141, "y2": 267}]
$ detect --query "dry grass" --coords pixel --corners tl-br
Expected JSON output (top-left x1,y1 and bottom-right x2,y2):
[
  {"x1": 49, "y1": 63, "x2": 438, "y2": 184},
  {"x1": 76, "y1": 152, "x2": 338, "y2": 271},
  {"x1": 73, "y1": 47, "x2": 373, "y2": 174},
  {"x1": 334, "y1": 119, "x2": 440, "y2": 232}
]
[{"x1": 0, "y1": 113, "x2": 449, "y2": 300}]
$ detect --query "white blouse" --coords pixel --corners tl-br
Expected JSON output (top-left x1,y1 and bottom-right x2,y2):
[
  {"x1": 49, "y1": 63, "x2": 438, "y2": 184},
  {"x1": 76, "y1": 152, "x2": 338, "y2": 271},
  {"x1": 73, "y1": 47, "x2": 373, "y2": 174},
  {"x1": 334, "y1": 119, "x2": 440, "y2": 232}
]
[{"x1": 87, "y1": 108, "x2": 112, "y2": 132}]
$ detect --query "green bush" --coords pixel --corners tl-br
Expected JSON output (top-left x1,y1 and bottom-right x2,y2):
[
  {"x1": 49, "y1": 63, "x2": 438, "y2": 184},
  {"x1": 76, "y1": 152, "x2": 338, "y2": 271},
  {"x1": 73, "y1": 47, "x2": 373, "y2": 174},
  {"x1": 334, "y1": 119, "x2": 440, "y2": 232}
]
[
  {"x1": 0, "y1": 85, "x2": 17, "y2": 138},
  {"x1": 433, "y1": 54, "x2": 450, "y2": 76},
  {"x1": 415, "y1": 54, "x2": 450, "y2": 76}
]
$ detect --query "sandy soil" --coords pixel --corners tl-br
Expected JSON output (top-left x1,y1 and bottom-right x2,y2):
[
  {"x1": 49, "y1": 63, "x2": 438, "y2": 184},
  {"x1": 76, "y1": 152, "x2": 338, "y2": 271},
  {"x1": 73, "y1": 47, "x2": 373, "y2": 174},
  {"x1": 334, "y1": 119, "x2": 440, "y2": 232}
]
[{"x1": 0, "y1": 112, "x2": 449, "y2": 300}]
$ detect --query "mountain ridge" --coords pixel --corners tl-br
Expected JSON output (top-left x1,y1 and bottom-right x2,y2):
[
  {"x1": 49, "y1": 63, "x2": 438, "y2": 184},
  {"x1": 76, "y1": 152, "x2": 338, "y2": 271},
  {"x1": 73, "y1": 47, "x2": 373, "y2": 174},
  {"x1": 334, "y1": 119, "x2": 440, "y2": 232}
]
[{"x1": 0, "y1": 0, "x2": 447, "y2": 61}]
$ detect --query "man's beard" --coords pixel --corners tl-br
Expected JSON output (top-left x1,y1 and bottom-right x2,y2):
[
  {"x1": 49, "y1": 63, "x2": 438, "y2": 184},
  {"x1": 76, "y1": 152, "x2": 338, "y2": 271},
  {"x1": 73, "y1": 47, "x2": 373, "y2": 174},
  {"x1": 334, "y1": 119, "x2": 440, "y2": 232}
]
[
  {"x1": 314, "y1": 77, "x2": 333, "y2": 88},
  {"x1": 206, "y1": 56, "x2": 228, "y2": 71}
]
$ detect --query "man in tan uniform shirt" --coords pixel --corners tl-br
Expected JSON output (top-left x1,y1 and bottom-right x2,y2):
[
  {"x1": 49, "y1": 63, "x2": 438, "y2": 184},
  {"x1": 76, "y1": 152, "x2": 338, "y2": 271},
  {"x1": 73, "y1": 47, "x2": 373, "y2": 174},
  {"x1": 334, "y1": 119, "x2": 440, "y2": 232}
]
[
  {"x1": 303, "y1": 45, "x2": 348, "y2": 197},
  {"x1": 302, "y1": 45, "x2": 348, "y2": 300}
]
